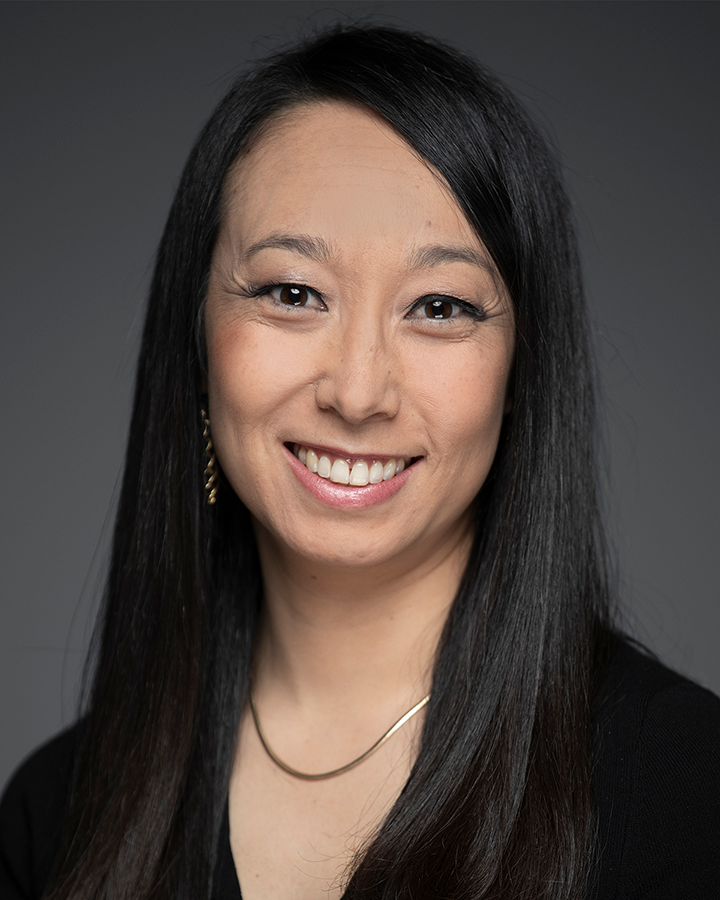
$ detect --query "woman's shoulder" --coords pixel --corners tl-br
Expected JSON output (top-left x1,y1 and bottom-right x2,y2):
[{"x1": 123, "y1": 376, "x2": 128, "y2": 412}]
[
  {"x1": 0, "y1": 725, "x2": 79, "y2": 900},
  {"x1": 595, "y1": 634, "x2": 720, "y2": 767},
  {"x1": 592, "y1": 635, "x2": 720, "y2": 899},
  {"x1": 599, "y1": 632, "x2": 718, "y2": 705}
]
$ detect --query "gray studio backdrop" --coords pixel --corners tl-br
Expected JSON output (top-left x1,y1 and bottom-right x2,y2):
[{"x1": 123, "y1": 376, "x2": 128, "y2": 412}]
[{"x1": 2, "y1": 1, "x2": 719, "y2": 789}]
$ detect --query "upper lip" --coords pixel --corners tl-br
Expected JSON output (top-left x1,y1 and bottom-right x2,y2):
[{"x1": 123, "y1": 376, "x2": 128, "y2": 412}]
[{"x1": 287, "y1": 440, "x2": 419, "y2": 461}]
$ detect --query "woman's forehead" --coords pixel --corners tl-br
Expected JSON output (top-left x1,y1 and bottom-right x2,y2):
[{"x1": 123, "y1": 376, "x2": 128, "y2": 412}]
[{"x1": 220, "y1": 101, "x2": 486, "y2": 265}]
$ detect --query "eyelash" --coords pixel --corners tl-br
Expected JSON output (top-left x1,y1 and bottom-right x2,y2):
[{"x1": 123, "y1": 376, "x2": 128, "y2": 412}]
[
  {"x1": 248, "y1": 283, "x2": 486, "y2": 322},
  {"x1": 249, "y1": 283, "x2": 325, "y2": 309},
  {"x1": 406, "y1": 294, "x2": 487, "y2": 322}
]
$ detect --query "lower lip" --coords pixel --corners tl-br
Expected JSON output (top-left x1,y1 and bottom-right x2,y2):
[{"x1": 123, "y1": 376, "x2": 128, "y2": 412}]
[{"x1": 284, "y1": 445, "x2": 415, "y2": 509}]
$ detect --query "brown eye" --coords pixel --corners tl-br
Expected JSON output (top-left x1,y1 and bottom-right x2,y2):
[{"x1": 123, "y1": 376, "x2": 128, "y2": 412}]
[
  {"x1": 265, "y1": 283, "x2": 324, "y2": 311},
  {"x1": 407, "y1": 294, "x2": 484, "y2": 325},
  {"x1": 424, "y1": 298, "x2": 454, "y2": 319},
  {"x1": 279, "y1": 285, "x2": 310, "y2": 306}
]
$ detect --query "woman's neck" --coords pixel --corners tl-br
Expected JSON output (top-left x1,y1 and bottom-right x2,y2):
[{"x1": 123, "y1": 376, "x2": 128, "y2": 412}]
[{"x1": 251, "y1": 517, "x2": 471, "y2": 716}]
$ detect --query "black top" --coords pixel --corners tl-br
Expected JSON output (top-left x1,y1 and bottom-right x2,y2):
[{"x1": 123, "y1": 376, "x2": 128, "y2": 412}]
[{"x1": 2, "y1": 639, "x2": 719, "y2": 899}]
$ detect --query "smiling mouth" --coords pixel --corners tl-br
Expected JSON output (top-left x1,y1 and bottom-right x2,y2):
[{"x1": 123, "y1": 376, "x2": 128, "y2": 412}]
[{"x1": 289, "y1": 443, "x2": 417, "y2": 487}]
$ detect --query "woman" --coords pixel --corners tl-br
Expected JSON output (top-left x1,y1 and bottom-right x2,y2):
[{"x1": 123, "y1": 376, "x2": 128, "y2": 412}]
[{"x1": 1, "y1": 24, "x2": 718, "y2": 900}]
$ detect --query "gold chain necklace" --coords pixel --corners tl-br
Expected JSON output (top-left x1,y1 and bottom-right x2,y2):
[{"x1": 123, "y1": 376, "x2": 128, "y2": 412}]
[{"x1": 249, "y1": 691, "x2": 430, "y2": 780}]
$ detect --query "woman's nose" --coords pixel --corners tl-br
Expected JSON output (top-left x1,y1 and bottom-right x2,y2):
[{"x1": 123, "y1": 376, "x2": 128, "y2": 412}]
[{"x1": 313, "y1": 316, "x2": 400, "y2": 425}]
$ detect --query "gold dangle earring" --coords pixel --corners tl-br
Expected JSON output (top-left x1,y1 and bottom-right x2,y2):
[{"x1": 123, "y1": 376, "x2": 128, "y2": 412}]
[{"x1": 201, "y1": 409, "x2": 219, "y2": 505}]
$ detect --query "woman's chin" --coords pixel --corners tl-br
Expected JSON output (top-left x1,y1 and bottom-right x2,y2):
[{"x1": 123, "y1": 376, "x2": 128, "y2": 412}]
[
  {"x1": 254, "y1": 521, "x2": 420, "y2": 573},
  {"x1": 250, "y1": 506, "x2": 473, "y2": 584}
]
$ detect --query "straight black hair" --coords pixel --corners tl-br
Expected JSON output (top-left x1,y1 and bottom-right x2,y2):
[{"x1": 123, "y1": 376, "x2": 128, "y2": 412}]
[{"x1": 46, "y1": 24, "x2": 612, "y2": 900}]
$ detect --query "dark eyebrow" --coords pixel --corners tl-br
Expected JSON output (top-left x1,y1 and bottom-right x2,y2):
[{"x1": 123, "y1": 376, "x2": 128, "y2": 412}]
[
  {"x1": 244, "y1": 232, "x2": 334, "y2": 263},
  {"x1": 406, "y1": 244, "x2": 494, "y2": 273},
  {"x1": 243, "y1": 233, "x2": 493, "y2": 274}
]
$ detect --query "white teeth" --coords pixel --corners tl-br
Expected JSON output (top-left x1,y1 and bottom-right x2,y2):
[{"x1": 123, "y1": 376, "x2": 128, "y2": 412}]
[
  {"x1": 317, "y1": 455, "x2": 332, "y2": 479},
  {"x1": 330, "y1": 459, "x2": 350, "y2": 484},
  {"x1": 350, "y1": 460, "x2": 369, "y2": 485},
  {"x1": 293, "y1": 445, "x2": 411, "y2": 486},
  {"x1": 306, "y1": 448, "x2": 319, "y2": 473},
  {"x1": 369, "y1": 461, "x2": 384, "y2": 484}
]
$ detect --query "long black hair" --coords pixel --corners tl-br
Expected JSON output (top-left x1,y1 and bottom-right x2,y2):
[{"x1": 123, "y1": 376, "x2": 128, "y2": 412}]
[{"x1": 46, "y1": 25, "x2": 612, "y2": 900}]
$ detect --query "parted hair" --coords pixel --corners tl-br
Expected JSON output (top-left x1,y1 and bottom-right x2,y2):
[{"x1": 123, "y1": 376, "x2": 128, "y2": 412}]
[{"x1": 46, "y1": 24, "x2": 612, "y2": 900}]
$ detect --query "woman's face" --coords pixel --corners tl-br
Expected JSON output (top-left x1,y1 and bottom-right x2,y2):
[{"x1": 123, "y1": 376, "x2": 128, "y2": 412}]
[{"x1": 205, "y1": 102, "x2": 515, "y2": 575}]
